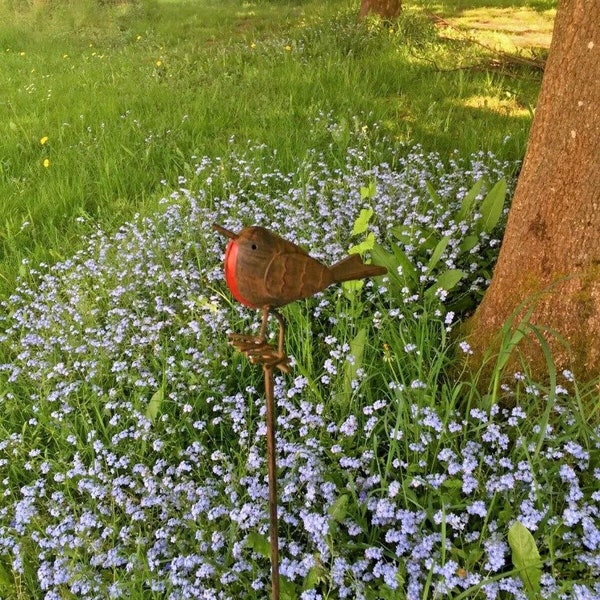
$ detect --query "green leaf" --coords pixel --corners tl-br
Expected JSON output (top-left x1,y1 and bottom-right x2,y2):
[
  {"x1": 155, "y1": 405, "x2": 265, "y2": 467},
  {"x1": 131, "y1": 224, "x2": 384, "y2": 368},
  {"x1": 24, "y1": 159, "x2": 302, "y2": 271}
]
[
  {"x1": 349, "y1": 232, "x2": 375, "y2": 254},
  {"x1": 426, "y1": 180, "x2": 441, "y2": 203},
  {"x1": 367, "y1": 584, "x2": 398, "y2": 600},
  {"x1": 245, "y1": 532, "x2": 270, "y2": 558},
  {"x1": 360, "y1": 180, "x2": 377, "y2": 200},
  {"x1": 508, "y1": 521, "x2": 542, "y2": 598},
  {"x1": 371, "y1": 243, "x2": 417, "y2": 292},
  {"x1": 342, "y1": 279, "x2": 364, "y2": 296},
  {"x1": 303, "y1": 564, "x2": 327, "y2": 590},
  {"x1": 458, "y1": 178, "x2": 485, "y2": 221},
  {"x1": 344, "y1": 327, "x2": 366, "y2": 398},
  {"x1": 458, "y1": 234, "x2": 479, "y2": 255},
  {"x1": 477, "y1": 178, "x2": 506, "y2": 234},
  {"x1": 280, "y1": 576, "x2": 299, "y2": 600},
  {"x1": 441, "y1": 478, "x2": 463, "y2": 490},
  {"x1": 352, "y1": 208, "x2": 374, "y2": 235},
  {"x1": 389, "y1": 245, "x2": 417, "y2": 283},
  {"x1": 425, "y1": 269, "x2": 464, "y2": 296},
  {"x1": 328, "y1": 494, "x2": 350, "y2": 523},
  {"x1": 390, "y1": 226, "x2": 413, "y2": 245},
  {"x1": 146, "y1": 387, "x2": 164, "y2": 423},
  {"x1": 427, "y1": 235, "x2": 450, "y2": 271}
]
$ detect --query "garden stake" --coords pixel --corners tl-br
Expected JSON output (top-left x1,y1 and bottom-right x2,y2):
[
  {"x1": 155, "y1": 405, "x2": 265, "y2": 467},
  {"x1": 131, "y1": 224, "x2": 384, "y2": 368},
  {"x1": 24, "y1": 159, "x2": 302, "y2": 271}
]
[
  {"x1": 227, "y1": 310, "x2": 288, "y2": 600},
  {"x1": 213, "y1": 223, "x2": 387, "y2": 600},
  {"x1": 264, "y1": 352, "x2": 280, "y2": 600}
]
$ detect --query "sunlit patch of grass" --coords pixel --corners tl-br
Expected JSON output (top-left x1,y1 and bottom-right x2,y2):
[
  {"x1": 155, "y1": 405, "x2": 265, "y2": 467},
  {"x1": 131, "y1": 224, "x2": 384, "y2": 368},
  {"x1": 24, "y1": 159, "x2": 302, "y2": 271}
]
[
  {"x1": 460, "y1": 93, "x2": 531, "y2": 118},
  {"x1": 435, "y1": 6, "x2": 555, "y2": 53}
]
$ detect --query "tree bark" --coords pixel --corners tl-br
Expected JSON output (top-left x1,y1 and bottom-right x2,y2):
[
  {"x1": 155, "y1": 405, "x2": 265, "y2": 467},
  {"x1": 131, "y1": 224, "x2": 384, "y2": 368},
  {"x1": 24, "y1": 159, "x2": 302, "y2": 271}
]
[
  {"x1": 359, "y1": 0, "x2": 401, "y2": 20},
  {"x1": 465, "y1": 0, "x2": 600, "y2": 383}
]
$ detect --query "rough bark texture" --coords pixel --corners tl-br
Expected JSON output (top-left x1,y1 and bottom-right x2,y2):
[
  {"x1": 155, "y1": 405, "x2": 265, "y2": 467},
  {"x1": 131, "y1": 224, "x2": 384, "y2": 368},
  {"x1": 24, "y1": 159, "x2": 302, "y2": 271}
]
[
  {"x1": 359, "y1": 0, "x2": 401, "y2": 19},
  {"x1": 466, "y1": 0, "x2": 600, "y2": 383}
]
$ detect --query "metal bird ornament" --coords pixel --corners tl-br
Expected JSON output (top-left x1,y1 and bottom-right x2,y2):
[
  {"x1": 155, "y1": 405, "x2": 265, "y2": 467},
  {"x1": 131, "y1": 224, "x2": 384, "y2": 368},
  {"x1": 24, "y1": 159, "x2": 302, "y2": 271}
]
[{"x1": 214, "y1": 222, "x2": 387, "y2": 370}]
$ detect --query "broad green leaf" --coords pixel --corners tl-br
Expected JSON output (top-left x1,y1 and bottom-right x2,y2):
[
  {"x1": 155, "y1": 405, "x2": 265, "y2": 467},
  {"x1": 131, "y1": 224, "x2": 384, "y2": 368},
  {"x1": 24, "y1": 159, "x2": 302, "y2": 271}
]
[
  {"x1": 349, "y1": 232, "x2": 375, "y2": 254},
  {"x1": 458, "y1": 178, "x2": 485, "y2": 221},
  {"x1": 427, "y1": 235, "x2": 451, "y2": 271},
  {"x1": 245, "y1": 532, "x2": 270, "y2": 558},
  {"x1": 478, "y1": 178, "x2": 507, "y2": 234},
  {"x1": 425, "y1": 269, "x2": 465, "y2": 296},
  {"x1": 146, "y1": 387, "x2": 164, "y2": 423},
  {"x1": 360, "y1": 180, "x2": 377, "y2": 200},
  {"x1": 420, "y1": 231, "x2": 440, "y2": 252},
  {"x1": 508, "y1": 521, "x2": 542, "y2": 598},
  {"x1": 352, "y1": 208, "x2": 374, "y2": 235},
  {"x1": 441, "y1": 478, "x2": 463, "y2": 490},
  {"x1": 303, "y1": 564, "x2": 327, "y2": 590},
  {"x1": 328, "y1": 494, "x2": 350, "y2": 523},
  {"x1": 371, "y1": 244, "x2": 401, "y2": 282},
  {"x1": 390, "y1": 226, "x2": 413, "y2": 245},
  {"x1": 371, "y1": 243, "x2": 417, "y2": 291},
  {"x1": 342, "y1": 279, "x2": 364, "y2": 296},
  {"x1": 458, "y1": 234, "x2": 479, "y2": 255}
]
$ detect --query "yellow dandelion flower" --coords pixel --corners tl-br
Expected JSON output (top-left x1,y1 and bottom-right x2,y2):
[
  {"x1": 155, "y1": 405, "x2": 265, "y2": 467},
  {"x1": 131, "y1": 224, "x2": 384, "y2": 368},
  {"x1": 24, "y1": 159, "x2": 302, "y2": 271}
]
[
  {"x1": 156, "y1": 60, "x2": 162, "y2": 67},
  {"x1": 43, "y1": 159, "x2": 50, "y2": 168},
  {"x1": 19, "y1": 51, "x2": 25, "y2": 56},
  {"x1": 284, "y1": 45, "x2": 292, "y2": 51},
  {"x1": 136, "y1": 35, "x2": 142, "y2": 41},
  {"x1": 40, "y1": 136, "x2": 49, "y2": 145},
  {"x1": 250, "y1": 42, "x2": 256, "y2": 49},
  {"x1": 63, "y1": 54, "x2": 69, "y2": 59}
]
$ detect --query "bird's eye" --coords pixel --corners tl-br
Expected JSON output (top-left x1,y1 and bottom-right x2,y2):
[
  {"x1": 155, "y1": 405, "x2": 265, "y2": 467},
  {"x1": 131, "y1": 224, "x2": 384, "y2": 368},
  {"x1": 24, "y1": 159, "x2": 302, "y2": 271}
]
[{"x1": 251, "y1": 244, "x2": 257, "y2": 250}]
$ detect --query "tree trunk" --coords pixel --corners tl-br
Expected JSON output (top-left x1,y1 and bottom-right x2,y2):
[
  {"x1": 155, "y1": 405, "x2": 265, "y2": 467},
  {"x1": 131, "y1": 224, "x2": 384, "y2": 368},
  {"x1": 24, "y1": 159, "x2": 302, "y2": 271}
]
[
  {"x1": 465, "y1": 0, "x2": 600, "y2": 383},
  {"x1": 359, "y1": 0, "x2": 401, "y2": 19}
]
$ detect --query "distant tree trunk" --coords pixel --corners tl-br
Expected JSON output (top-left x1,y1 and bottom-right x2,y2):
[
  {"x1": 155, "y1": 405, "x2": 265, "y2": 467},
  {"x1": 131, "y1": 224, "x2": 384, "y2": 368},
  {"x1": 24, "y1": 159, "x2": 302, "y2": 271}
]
[
  {"x1": 359, "y1": 0, "x2": 401, "y2": 19},
  {"x1": 465, "y1": 0, "x2": 600, "y2": 383}
]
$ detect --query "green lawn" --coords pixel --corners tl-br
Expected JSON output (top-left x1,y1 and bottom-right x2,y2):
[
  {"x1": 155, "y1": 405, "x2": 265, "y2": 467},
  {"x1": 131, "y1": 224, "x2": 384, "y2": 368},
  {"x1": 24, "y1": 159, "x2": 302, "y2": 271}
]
[{"x1": 0, "y1": 0, "x2": 545, "y2": 296}]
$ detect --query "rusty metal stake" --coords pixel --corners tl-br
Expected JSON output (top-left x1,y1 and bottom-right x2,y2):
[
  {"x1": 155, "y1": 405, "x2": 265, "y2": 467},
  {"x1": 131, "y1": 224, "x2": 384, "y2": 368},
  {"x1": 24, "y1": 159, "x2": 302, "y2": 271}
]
[
  {"x1": 228, "y1": 309, "x2": 289, "y2": 600},
  {"x1": 263, "y1": 361, "x2": 280, "y2": 600}
]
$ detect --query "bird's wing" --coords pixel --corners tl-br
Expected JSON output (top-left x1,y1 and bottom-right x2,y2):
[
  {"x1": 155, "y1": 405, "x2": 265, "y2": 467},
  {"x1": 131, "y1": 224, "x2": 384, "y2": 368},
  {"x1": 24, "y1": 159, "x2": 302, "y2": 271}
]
[{"x1": 264, "y1": 252, "x2": 333, "y2": 306}]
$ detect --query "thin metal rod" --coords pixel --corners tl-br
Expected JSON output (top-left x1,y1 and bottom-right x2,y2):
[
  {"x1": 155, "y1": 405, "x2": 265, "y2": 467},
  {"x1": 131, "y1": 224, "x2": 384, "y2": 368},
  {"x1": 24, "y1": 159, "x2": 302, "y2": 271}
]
[{"x1": 263, "y1": 363, "x2": 280, "y2": 600}]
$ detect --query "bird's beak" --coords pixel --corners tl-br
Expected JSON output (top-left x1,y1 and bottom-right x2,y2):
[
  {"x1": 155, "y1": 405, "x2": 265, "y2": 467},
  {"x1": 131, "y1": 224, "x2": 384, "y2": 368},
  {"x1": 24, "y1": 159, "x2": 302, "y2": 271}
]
[{"x1": 212, "y1": 223, "x2": 238, "y2": 239}]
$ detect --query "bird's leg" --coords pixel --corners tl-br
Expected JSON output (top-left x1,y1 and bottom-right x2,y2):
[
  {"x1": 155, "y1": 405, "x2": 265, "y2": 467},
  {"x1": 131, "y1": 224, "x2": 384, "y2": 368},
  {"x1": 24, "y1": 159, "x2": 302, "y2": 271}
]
[
  {"x1": 229, "y1": 307, "x2": 271, "y2": 350},
  {"x1": 228, "y1": 306, "x2": 290, "y2": 373},
  {"x1": 258, "y1": 305, "x2": 270, "y2": 343},
  {"x1": 271, "y1": 310, "x2": 286, "y2": 359}
]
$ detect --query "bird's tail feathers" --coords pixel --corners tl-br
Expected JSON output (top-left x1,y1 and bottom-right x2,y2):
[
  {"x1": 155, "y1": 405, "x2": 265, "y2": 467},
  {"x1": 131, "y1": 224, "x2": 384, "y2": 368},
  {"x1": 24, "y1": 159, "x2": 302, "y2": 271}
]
[{"x1": 330, "y1": 253, "x2": 387, "y2": 283}]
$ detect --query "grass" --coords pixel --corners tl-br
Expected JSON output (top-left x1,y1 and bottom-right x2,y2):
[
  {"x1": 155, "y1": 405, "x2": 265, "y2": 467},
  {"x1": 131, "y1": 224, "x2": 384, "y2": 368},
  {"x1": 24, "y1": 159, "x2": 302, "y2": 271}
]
[
  {"x1": 0, "y1": 0, "x2": 543, "y2": 296},
  {"x1": 2, "y1": 1, "x2": 598, "y2": 599}
]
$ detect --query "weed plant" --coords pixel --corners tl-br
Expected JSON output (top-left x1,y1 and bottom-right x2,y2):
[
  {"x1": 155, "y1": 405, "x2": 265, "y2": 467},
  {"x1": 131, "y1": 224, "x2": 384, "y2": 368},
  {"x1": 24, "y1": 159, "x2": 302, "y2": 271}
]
[{"x1": 0, "y1": 123, "x2": 598, "y2": 599}]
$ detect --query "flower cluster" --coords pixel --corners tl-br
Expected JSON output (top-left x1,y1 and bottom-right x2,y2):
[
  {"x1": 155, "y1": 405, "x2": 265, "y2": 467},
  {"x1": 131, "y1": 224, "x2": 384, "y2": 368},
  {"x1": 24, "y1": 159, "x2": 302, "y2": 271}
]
[{"x1": 0, "y1": 130, "x2": 598, "y2": 599}]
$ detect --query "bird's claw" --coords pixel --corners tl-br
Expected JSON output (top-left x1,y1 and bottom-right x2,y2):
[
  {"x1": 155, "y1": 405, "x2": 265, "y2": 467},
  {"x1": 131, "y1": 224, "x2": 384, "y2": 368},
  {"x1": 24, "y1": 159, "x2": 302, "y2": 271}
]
[{"x1": 228, "y1": 333, "x2": 290, "y2": 373}]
